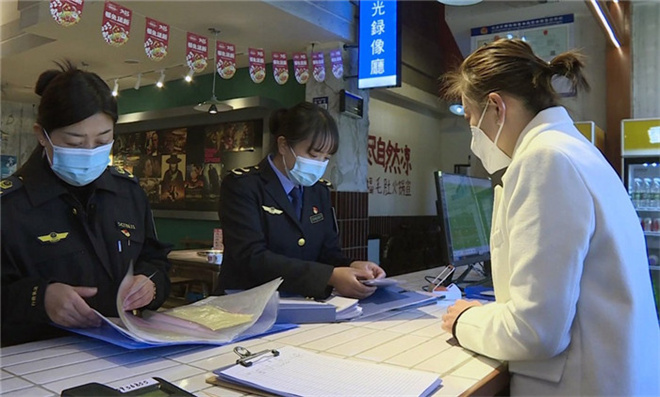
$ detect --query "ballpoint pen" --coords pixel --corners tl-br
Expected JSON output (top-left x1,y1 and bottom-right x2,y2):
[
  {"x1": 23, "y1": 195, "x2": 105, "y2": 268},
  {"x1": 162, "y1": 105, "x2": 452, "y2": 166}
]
[{"x1": 429, "y1": 265, "x2": 455, "y2": 291}]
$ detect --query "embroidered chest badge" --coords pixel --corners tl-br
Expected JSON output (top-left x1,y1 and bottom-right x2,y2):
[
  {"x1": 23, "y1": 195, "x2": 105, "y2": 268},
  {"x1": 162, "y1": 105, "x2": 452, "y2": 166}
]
[
  {"x1": 262, "y1": 205, "x2": 283, "y2": 215},
  {"x1": 37, "y1": 232, "x2": 69, "y2": 243}
]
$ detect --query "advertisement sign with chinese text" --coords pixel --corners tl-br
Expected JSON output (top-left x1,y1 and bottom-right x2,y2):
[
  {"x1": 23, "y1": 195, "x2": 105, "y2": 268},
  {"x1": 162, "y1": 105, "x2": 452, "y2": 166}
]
[{"x1": 358, "y1": 0, "x2": 401, "y2": 89}]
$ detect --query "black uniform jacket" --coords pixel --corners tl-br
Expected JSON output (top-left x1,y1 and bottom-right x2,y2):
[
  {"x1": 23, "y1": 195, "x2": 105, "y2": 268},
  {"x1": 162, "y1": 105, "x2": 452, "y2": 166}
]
[
  {"x1": 0, "y1": 151, "x2": 172, "y2": 346},
  {"x1": 217, "y1": 157, "x2": 351, "y2": 299}
]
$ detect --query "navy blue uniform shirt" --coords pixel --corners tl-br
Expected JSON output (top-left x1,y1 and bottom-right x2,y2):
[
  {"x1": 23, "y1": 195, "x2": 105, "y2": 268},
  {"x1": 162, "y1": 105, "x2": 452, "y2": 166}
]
[
  {"x1": 217, "y1": 157, "x2": 351, "y2": 299},
  {"x1": 0, "y1": 149, "x2": 172, "y2": 346}
]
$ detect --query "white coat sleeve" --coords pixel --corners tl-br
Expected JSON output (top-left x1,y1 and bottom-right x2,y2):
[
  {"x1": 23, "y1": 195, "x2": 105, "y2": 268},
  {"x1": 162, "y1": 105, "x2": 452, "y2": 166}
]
[{"x1": 455, "y1": 146, "x2": 595, "y2": 361}]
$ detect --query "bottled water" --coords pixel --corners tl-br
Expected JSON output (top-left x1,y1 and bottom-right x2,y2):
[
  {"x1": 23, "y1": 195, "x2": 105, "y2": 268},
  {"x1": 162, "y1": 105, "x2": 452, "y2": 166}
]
[
  {"x1": 651, "y1": 178, "x2": 660, "y2": 209},
  {"x1": 643, "y1": 178, "x2": 653, "y2": 208},
  {"x1": 633, "y1": 178, "x2": 644, "y2": 208}
]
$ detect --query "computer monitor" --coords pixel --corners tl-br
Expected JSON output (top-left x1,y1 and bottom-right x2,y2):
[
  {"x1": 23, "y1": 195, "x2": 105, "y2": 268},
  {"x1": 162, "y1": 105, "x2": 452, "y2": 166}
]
[{"x1": 434, "y1": 171, "x2": 494, "y2": 284}]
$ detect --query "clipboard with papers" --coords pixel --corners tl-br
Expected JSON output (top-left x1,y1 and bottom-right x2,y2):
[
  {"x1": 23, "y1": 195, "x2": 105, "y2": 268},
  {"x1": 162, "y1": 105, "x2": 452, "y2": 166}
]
[{"x1": 207, "y1": 345, "x2": 442, "y2": 397}]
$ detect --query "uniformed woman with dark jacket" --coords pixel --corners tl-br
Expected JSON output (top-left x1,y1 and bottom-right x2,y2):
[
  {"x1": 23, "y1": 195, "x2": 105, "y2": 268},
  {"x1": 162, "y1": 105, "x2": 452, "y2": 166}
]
[
  {"x1": 217, "y1": 102, "x2": 385, "y2": 300},
  {"x1": 0, "y1": 62, "x2": 172, "y2": 347}
]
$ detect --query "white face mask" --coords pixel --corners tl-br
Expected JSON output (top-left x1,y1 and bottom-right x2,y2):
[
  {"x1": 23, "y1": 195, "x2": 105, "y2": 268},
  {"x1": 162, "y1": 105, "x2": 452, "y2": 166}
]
[
  {"x1": 469, "y1": 101, "x2": 511, "y2": 174},
  {"x1": 284, "y1": 147, "x2": 329, "y2": 187},
  {"x1": 43, "y1": 129, "x2": 113, "y2": 186}
]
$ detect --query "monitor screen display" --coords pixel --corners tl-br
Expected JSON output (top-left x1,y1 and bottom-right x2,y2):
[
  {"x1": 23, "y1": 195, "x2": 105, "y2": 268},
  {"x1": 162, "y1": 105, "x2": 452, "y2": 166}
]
[{"x1": 434, "y1": 172, "x2": 494, "y2": 267}]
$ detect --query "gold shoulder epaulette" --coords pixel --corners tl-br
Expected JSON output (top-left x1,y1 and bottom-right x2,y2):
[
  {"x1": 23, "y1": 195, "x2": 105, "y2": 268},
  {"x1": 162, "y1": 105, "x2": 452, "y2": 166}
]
[
  {"x1": 0, "y1": 176, "x2": 22, "y2": 197},
  {"x1": 230, "y1": 165, "x2": 259, "y2": 177},
  {"x1": 110, "y1": 165, "x2": 137, "y2": 181}
]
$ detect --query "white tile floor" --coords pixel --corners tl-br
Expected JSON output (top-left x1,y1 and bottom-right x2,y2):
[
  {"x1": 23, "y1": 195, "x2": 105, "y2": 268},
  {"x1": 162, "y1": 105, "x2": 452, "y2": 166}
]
[{"x1": 0, "y1": 268, "x2": 505, "y2": 396}]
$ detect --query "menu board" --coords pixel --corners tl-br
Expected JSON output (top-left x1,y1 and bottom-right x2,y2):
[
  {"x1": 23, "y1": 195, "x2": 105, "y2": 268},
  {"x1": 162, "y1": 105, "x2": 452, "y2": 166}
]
[{"x1": 112, "y1": 120, "x2": 260, "y2": 212}]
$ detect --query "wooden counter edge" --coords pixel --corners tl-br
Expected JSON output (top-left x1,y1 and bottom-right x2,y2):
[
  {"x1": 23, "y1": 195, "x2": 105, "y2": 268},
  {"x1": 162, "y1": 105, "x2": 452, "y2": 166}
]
[{"x1": 460, "y1": 363, "x2": 510, "y2": 397}]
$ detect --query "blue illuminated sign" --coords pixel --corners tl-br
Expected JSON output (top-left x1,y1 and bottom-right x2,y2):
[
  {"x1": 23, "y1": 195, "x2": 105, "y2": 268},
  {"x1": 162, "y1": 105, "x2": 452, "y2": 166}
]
[{"x1": 358, "y1": 0, "x2": 400, "y2": 89}]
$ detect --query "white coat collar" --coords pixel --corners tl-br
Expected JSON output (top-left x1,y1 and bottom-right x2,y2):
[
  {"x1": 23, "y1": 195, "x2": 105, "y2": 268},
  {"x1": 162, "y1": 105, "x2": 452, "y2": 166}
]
[{"x1": 511, "y1": 106, "x2": 576, "y2": 159}]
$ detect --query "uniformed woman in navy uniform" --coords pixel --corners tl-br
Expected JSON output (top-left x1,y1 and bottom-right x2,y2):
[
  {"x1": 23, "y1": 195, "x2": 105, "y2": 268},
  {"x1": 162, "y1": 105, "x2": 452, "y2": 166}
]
[
  {"x1": 0, "y1": 62, "x2": 172, "y2": 346},
  {"x1": 217, "y1": 102, "x2": 385, "y2": 300}
]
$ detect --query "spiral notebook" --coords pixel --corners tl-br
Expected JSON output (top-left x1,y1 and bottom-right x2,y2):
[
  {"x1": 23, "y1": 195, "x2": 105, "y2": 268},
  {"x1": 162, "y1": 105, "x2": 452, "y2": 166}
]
[{"x1": 208, "y1": 346, "x2": 442, "y2": 397}]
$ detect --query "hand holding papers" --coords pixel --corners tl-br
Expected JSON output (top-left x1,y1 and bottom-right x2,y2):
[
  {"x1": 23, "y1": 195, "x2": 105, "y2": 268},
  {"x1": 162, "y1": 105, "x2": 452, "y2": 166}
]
[
  {"x1": 62, "y1": 263, "x2": 288, "y2": 348},
  {"x1": 360, "y1": 277, "x2": 399, "y2": 287}
]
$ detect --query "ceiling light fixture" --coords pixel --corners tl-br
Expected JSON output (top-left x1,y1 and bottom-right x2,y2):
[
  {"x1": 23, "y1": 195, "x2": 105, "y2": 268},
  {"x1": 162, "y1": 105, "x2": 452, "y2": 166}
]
[
  {"x1": 437, "y1": 0, "x2": 483, "y2": 6},
  {"x1": 111, "y1": 79, "x2": 119, "y2": 97},
  {"x1": 194, "y1": 28, "x2": 233, "y2": 114},
  {"x1": 588, "y1": 0, "x2": 621, "y2": 49},
  {"x1": 156, "y1": 70, "x2": 165, "y2": 88},
  {"x1": 134, "y1": 73, "x2": 141, "y2": 90},
  {"x1": 184, "y1": 68, "x2": 194, "y2": 83}
]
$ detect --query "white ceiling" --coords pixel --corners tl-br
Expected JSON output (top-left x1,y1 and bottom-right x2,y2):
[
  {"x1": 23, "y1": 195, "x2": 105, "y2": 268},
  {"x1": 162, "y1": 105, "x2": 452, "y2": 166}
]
[
  {"x1": 1, "y1": 0, "x2": 595, "y2": 104},
  {"x1": 1, "y1": 0, "x2": 349, "y2": 103}
]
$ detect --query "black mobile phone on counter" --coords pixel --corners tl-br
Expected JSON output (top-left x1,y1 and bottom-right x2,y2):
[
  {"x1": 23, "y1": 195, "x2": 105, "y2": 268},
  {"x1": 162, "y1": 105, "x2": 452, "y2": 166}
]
[{"x1": 61, "y1": 377, "x2": 194, "y2": 396}]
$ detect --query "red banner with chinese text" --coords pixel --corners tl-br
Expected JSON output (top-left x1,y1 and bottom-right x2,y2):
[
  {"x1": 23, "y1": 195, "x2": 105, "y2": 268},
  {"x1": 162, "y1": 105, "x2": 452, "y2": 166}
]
[
  {"x1": 50, "y1": 0, "x2": 84, "y2": 27},
  {"x1": 293, "y1": 53, "x2": 309, "y2": 84},
  {"x1": 186, "y1": 32, "x2": 208, "y2": 73},
  {"x1": 312, "y1": 52, "x2": 326, "y2": 82},
  {"x1": 144, "y1": 17, "x2": 169, "y2": 61},
  {"x1": 248, "y1": 48, "x2": 266, "y2": 84},
  {"x1": 101, "y1": 1, "x2": 131, "y2": 47},
  {"x1": 217, "y1": 41, "x2": 237, "y2": 80},
  {"x1": 272, "y1": 52, "x2": 289, "y2": 85},
  {"x1": 330, "y1": 49, "x2": 344, "y2": 79}
]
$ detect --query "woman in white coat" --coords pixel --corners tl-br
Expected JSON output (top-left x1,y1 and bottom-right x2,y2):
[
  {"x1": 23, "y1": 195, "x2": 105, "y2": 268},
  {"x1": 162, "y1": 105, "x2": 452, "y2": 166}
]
[{"x1": 440, "y1": 39, "x2": 660, "y2": 396}]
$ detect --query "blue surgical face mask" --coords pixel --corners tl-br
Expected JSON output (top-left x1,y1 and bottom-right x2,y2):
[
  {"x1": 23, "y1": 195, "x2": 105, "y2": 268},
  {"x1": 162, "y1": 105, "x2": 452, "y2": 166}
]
[
  {"x1": 284, "y1": 147, "x2": 329, "y2": 187},
  {"x1": 43, "y1": 129, "x2": 113, "y2": 187}
]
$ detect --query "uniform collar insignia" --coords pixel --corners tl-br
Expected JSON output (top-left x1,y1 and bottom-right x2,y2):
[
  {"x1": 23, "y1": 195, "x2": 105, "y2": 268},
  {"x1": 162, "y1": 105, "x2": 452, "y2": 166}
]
[
  {"x1": 38, "y1": 232, "x2": 69, "y2": 243},
  {"x1": 262, "y1": 205, "x2": 283, "y2": 215}
]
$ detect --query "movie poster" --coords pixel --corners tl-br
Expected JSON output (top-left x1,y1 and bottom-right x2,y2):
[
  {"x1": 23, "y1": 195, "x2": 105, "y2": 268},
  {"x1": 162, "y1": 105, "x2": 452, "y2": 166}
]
[{"x1": 111, "y1": 120, "x2": 260, "y2": 213}]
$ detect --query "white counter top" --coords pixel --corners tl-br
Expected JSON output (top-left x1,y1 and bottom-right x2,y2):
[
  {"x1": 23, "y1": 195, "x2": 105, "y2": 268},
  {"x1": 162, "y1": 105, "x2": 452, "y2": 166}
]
[{"x1": 0, "y1": 267, "x2": 507, "y2": 396}]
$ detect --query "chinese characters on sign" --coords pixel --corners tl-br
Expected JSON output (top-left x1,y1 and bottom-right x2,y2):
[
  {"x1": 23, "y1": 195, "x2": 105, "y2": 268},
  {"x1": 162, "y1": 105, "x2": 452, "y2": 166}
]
[
  {"x1": 293, "y1": 52, "x2": 310, "y2": 84},
  {"x1": 358, "y1": 0, "x2": 400, "y2": 89},
  {"x1": 217, "y1": 41, "x2": 236, "y2": 79},
  {"x1": 50, "y1": 0, "x2": 84, "y2": 27},
  {"x1": 367, "y1": 134, "x2": 412, "y2": 196},
  {"x1": 101, "y1": 1, "x2": 131, "y2": 47},
  {"x1": 272, "y1": 51, "x2": 289, "y2": 85},
  {"x1": 186, "y1": 32, "x2": 208, "y2": 73},
  {"x1": 312, "y1": 52, "x2": 326, "y2": 82},
  {"x1": 248, "y1": 48, "x2": 266, "y2": 84},
  {"x1": 330, "y1": 49, "x2": 344, "y2": 79},
  {"x1": 144, "y1": 17, "x2": 168, "y2": 61}
]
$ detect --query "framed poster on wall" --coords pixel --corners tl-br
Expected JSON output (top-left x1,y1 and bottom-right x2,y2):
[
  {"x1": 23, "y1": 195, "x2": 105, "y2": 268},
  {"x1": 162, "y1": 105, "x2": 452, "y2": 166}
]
[
  {"x1": 112, "y1": 120, "x2": 261, "y2": 213},
  {"x1": 114, "y1": 97, "x2": 280, "y2": 219}
]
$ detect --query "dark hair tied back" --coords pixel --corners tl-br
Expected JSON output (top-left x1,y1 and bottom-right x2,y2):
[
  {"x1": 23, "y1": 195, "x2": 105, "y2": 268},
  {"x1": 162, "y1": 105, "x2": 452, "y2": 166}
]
[
  {"x1": 35, "y1": 60, "x2": 118, "y2": 133},
  {"x1": 35, "y1": 70, "x2": 63, "y2": 97},
  {"x1": 268, "y1": 102, "x2": 340, "y2": 155},
  {"x1": 442, "y1": 39, "x2": 590, "y2": 114},
  {"x1": 548, "y1": 52, "x2": 590, "y2": 93}
]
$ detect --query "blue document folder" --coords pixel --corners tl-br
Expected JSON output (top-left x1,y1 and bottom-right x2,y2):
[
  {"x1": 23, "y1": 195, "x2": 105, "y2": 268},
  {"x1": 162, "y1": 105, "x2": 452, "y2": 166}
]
[
  {"x1": 61, "y1": 322, "x2": 297, "y2": 349},
  {"x1": 276, "y1": 302, "x2": 336, "y2": 324},
  {"x1": 356, "y1": 286, "x2": 439, "y2": 319}
]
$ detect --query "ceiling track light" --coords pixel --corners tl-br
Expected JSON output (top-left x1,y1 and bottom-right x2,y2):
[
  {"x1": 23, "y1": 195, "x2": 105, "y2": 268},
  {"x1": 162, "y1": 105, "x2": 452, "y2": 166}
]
[
  {"x1": 156, "y1": 70, "x2": 165, "y2": 88},
  {"x1": 134, "y1": 73, "x2": 141, "y2": 90},
  {"x1": 111, "y1": 79, "x2": 119, "y2": 97},
  {"x1": 184, "y1": 68, "x2": 194, "y2": 83}
]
